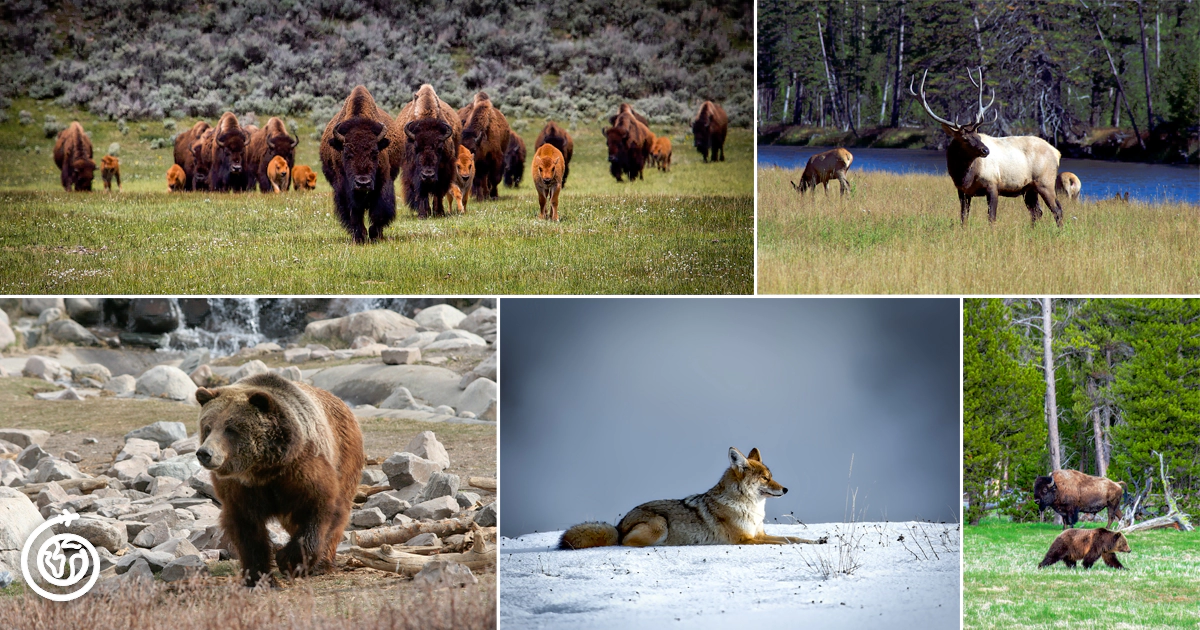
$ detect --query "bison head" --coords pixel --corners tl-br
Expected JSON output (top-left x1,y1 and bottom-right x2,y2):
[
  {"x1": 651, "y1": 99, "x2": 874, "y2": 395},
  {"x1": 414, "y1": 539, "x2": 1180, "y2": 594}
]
[
  {"x1": 331, "y1": 119, "x2": 390, "y2": 194},
  {"x1": 216, "y1": 130, "x2": 249, "y2": 173},
  {"x1": 270, "y1": 132, "x2": 298, "y2": 160},
  {"x1": 73, "y1": 158, "x2": 96, "y2": 191},
  {"x1": 692, "y1": 119, "x2": 712, "y2": 152},
  {"x1": 461, "y1": 125, "x2": 485, "y2": 155},
  {"x1": 603, "y1": 127, "x2": 628, "y2": 164},
  {"x1": 404, "y1": 119, "x2": 452, "y2": 184},
  {"x1": 1033, "y1": 475, "x2": 1057, "y2": 512}
]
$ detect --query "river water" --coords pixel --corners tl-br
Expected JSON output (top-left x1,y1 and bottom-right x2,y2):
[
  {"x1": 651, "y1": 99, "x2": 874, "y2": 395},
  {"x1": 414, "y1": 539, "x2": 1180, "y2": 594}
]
[{"x1": 758, "y1": 146, "x2": 1200, "y2": 205}]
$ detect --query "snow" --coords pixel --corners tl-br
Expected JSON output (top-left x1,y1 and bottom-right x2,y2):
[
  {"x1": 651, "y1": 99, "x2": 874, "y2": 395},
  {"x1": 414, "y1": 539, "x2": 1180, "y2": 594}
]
[{"x1": 501, "y1": 522, "x2": 960, "y2": 629}]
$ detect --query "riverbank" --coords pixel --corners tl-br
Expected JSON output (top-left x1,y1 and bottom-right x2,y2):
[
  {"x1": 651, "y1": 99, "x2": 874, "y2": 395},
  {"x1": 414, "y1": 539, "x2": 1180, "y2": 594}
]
[{"x1": 758, "y1": 123, "x2": 1200, "y2": 165}]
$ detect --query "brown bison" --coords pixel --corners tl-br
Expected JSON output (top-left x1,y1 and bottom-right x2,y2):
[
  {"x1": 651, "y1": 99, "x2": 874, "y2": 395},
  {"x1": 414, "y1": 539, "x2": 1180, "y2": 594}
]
[
  {"x1": 53, "y1": 122, "x2": 96, "y2": 191},
  {"x1": 190, "y1": 129, "x2": 214, "y2": 191},
  {"x1": 267, "y1": 156, "x2": 290, "y2": 193},
  {"x1": 167, "y1": 164, "x2": 186, "y2": 192},
  {"x1": 247, "y1": 117, "x2": 299, "y2": 193},
  {"x1": 457, "y1": 92, "x2": 511, "y2": 201},
  {"x1": 604, "y1": 104, "x2": 653, "y2": 182},
  {"x1": 503, "y1": 133, "x2": 526, "y2": 188},
  {"x1": 101, "y1": 155, "x2": 121, "y2": 192},
  {"x1": 291, "y1": 165, "x2": 317, "y2": 191},
  {"x1": 1056, "y1": 172, "x2": 1082, "y2": 200},
  {"x1": 608, "y1": 103, "x2": 651, "y2": 128},
  {"x1": 1038, "y1": 527, "x2": 1130, "y2": 570},
  {"x1": 532, "y1": 143, "x2": 565, "y2": 221},
  {"x1": 201, "y1": 113, "x2": 252, "y2": 191},
  {"x1": 174, "y1": 120, "x2": 211, "y2": 190},
  {"x1": 650, "y1": 136, "x2": 672, "y2": 172},
  {"x1": 449, "y1": 146, "x2": 475, "y2": 214},
  {"x1": 1034, "y1": 469, "x2": 1126, "y2": 530},
  {"x1": 536, "y1": 121, "x2": 574, "y2": 186},
  {"x1": 791, "y1": 148, "x2": 853, "y2": 196},
  {"x1": 395, "y1": 84, "x2": 461, "y2": 219},
  {"x1": 692, "y1": 101, "x2": 728, "y2": 163},
  {"x1": 320, "y1": 85, "x2": 403, "y2": 243}
]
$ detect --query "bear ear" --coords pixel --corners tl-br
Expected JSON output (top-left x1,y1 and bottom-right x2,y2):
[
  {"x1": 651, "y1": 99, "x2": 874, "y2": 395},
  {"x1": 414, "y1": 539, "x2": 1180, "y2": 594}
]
[
  {"x1": 196, "y1": 388, "x2": 218, "y2": 405},
  {"x1": 247, "y1": 391, "x2": 275, "y2": 414},
  {"x1": 747, "y1": 448, "x2": 762, "y2": 462}
]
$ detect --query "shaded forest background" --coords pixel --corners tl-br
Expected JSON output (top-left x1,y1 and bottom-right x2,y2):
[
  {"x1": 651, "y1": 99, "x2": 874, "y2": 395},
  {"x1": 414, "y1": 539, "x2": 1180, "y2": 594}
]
[
  {"x1": 758, "y1": 0, "x2": 1199, "y2": 162},
  {"x1": 964, "y1": 298, "x2": 1200, "y2": 525},
  {"x1": 0, "y1": 0, "x2": 753, "y2": 126}
]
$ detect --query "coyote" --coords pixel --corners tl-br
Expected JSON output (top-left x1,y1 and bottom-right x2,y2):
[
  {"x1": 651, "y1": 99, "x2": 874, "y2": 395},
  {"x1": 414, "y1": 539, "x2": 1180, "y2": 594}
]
[{"x1": 559, "y1": 447, "x2": 828, "y2": 549}]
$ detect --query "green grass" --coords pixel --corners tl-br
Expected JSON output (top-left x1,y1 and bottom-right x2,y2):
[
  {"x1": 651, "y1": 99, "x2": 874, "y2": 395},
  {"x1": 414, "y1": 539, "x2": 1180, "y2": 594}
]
[
  {"x1": 0, "y1": 99, "x2": 752, "y2": 294},
  {"x1": 758, "y1": 167, "x2": 1200, "y2": 294},
  {"x1": 964, "y1": 521, "x2": 1200, "y2": 629}
]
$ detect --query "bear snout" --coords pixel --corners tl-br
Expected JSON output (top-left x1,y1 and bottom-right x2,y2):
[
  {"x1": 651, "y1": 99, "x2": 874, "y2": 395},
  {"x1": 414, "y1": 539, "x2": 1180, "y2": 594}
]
[{"x1": 196, "y1": 445, "x2": 223, "y2": 469}]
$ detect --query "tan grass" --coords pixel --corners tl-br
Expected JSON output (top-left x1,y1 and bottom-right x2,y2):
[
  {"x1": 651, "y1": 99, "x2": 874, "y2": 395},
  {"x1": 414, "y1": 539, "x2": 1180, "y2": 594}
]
[{"x1": 758, "y1": 168, "x2": 1200, "y2": 294}]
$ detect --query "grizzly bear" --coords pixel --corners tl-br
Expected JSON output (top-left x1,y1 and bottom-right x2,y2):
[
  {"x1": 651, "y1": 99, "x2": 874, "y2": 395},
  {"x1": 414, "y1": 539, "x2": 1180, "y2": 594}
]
[
  {"x1": 196, "y1": 373, "x2": 364, "y2": 586},
  {"x1": 1038, "y1": 527, "x2": 1130, "y2": 569}
]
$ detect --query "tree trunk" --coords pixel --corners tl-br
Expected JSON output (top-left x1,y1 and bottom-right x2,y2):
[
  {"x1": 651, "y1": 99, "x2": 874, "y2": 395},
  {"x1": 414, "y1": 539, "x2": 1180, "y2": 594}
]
[
  {"x1": 1090, "y1": 388, "x2": 1107, "y2": 477},
  {"x1": 1136, "y1": 0, "x2": 1155, "y2": 130},
  {"x1": 1042, "y1": 297, "x2": 1062, "y2": 473},
  {"x1": 1087, "y1": 0, "x2": 1147, "y2": 149},
  {"x1": 890, "y1": 0, "x2": 906, "y2": 128},
  {"x1": 783, "y1": 74, "x2": 793, "y2": 122}
]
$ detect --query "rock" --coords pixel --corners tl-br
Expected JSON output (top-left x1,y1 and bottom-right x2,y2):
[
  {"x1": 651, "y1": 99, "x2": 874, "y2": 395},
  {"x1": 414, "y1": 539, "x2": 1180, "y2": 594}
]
[
  {"x1": 124, "y1": 557, "x2": 153, "y2": 580},
  {"x1": 59, "y1": 516, "x2": 127, "y2": 552},
  {"x1": 117, "y1": 438, "x2": 161, "y2": 463},
  {"x1": 389, "y1": 482, "x2": 427, "y2": 504},
  {"x1": 186, "y1": 502, "x2": 220, "y2": 521},
  {"x1": 392, "y1": 513, "x2": 414, "y2": 527},
  {"x1": 171, "y1": 436, "x2": 199, "y2": 455},
  {"x1": 0, "y1": 429, "x2": 50, "y2": 449},
  {"x1": 129, "y1": 298, "x2": 180, "y2": 333},
  {"x1": 34, "y1": 387, "x2": 89, "y2": 401},
  {"x1": 30, "y1": 458, "x2": 86, "y2": 483},
  {"x1": 250, "y1": 341, "x2": 282, "y2": 353},
  {"x1": 433, "y1": 405, "x2": 455, "y2": 415},
  {"x1": 110, "y1": 455, "x2": 153, "y2": 481},
  {"x1": 47, "y1": 319, "x2": 99, "y2": 346},
  {"x1": 132, "y1": 521, "x2": 171, "y2": 548},
  {"x1": 177, "y1": 349, "x2": 211, "y2": 375},
  {"x1": 361, "y1": 469, "x2": 388, "y2": 486},
  {"x1": 229, "y1": 360, "x2": 269, "y2": 383},
  {"x1": 21, "y1": 297, "x2": 64, "y2": 316},
  {"x1": 122, "y1": 503, "x2": 180, "y2": 527},
  {"x1": 0, "y1": 440, "x2": 18, "y2": 455},
  {"x1": 352, "y1": 343, "x2": 388, "y2": 358},
  {"x1": 62, "y1": 450, "x2": 82, "y2": 463},
  {"x1": 62, "y1": 298, "x2": 102, "y2": 325},
  {"x1": 350, "y1": 335, "x2": 375, "y2": 349},
  {"x1": 433, "y1": 329, "x2": 486, "y2": 345},
  {"x1": 17, "y1": 444, "x2": 50, "y2": 469},
  {"x1": 188, "y1": 469, "x2": 216, "y2": 499},
  {"x1": 351, "y1": 507, "x2": 387, "y2": 528},
  {"x1": 414, "y1": 304, "x2": 467, "y2": 332},
  {"x1": 405, "y1": 431, "x2": 450, "y2": 470},
  {"x1": 363, "y1": 492, "x2": 409, "y2": 519},
  {"x1": 61, "y1": 494, "x2": 95, "y2": 512},
  {"x1": 135, "y1": 367, "x2": 197, "y2": 401},
  {"x1": 382, "y1": 453, "x2": 440, "y2": 489},
  {"x1": 422, "y1": 339, "x2": 479, "y2": 352},
  {"x1": 35, "y1": 481, "x2": 68, "y2": 508},
  {"x1": 479, "y1": 399, "x2": 497, "y2": 422},
  {"x1": 456, "y1": 491, "x2": 481, "y2": 508},
  {"x1": 22, "y1": 356, "x2": 65, "y2": 382},
  {"x1": 339, "y1": 309, "x2": 420, "y2": 344},
  {"x1": 119, "y1": 332, "x2": 169, "y2": 349},
  {"x1": 406, "y1": 533, "x2": 443, "y2": 549},
  {"x1": 379, "y1": 387, "x2": 420, "y2": 410},
  {"x1": 418, "y1": 473, "x2": 460, "y2": 502},
  {"x1": 332, "y1": 349, "x2": 355, "y2": 360},
  {"x1": 160, "y1": 554, "x2": 208, "y2": 582},
  {"x1": 70, "y1": 365, "x2": 111, "y2": 386},
  {"x1": 149, "y1": 476, "x2": 183, "y2": 496},
  {"x1": 413, "y1": 559, "x2": 477, "y2": 588},
  {"x1": 273, "y1": 366, "x2": 302, "y2": 382},
  {"x1": 303, "y1": 317, "x2": 343, "y2": 342},
  {"x1": 1, "y1": 488, "x2": 51, "y2": 576},
  {"x1": 0, "y1": 460, "x2": 24, "y2": 486},
  {"x1": 103, "y1": 374, "x2": 136, "y2": 395},
  {"x1": 381, "y1": 347, "x2": 420, "y2": 365},
  {"x1": 405, "y1": 496, "x2": 460, "y2": 521},
  {"x1": 458, "y1": 307, "x2": 496, "y2": 342},
  {"x1": 457, "y1": 378, "x2": 497, "y2": 418},
  {"x1": 125, "y1": 421, "x2": 188, "y2": 448},
  {"x1": 459, "y1": 353, "x2": 497, "y2": 389},
  {"x1": 189, "y1": 364, "x2": 214, "y2": 387},
  {"x1": 310, "y1": 363, "x2": 464, "y2": 410},
  {"x1": 473, "y1": 502, "x2": 497, "y2": 527},
  {"x1": 284, "y1": 347, "x2": 311, "y2": 363},
  {"x1": 0, "y1": 322, "x2": 14, "y2": 350},
  {"x1": 152, "y1": 537, "x2": 201, "y2": 559},
  {"x1": 395, "y1": 331, "x2": 440, "y2": 349},
  {"x1": 148, "y1": 454, "x2": 201, "y2": 480},
  {"x1": 36, "y1": 307, "x2": 65, "y2": 326},
  {"x1": 457, "y1": 411, "x2": 477, "y2": 419}
]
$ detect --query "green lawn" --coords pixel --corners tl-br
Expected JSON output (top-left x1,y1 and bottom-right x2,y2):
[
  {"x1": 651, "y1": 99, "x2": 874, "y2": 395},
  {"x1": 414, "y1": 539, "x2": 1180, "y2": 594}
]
[
  {"x1": 964, "y1": 521, "x2": 1200, "y2": 629},
  {"x1": 0, "y1": 99, "x2": 752, "y2": 294}
]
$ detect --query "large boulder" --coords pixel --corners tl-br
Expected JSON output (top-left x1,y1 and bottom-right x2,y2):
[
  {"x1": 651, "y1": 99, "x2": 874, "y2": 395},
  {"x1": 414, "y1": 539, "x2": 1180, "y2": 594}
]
[
  {"x1": 229, "y1": 360, "x2": 269, "y2": 383},
  {"x1": 147, "y1": 454, "x2": 201, "y2": 480},
  {"x1": 46, "y1": 319, "x2": 99, "y2": 346},
  {"x1": 0, "y1": 321, "x2": 14, "y2": 350},
  {"x1": 0, "y1": 429, "x2": 50, "y2": 449},
  {"x1": 458, "y1": 307, "x2": 497, "y2": 342},
  {"x1": 57, "y1": 516, "x2": 127, "y2": 552},
  {"x1": 22, "y1": 356, "x2": 66, "y2": 382},
  {"x1": 457, "y1": 378, "x2": 497, "y2": 418},
  {"x1": 395, "y1": 331, "x2": 440, "y2": 349},
  {"x1": 125, "y1": 421, "x2": 188, "y2": 448},
  {"x1": 29, "y1": 458, "x2": 86, "y2": 483},
  {"x1": 382, "y1": 453, "x2": 440, "y2": 489},
  {"x1": 459, "y1": 352, "x2": 497, "y2": 389},
  {"x1": 135, "y1": 366, "x2": 197, "y2": 401},
  {"x1": 117, "y1": 438, "x2": 161, "y2": 462},
  {"x1": 303, "y1": 317, "x2": 343, "y2": 342},
  {"x1": 433, "y1": 330, "x2": 487, "y2": 346},
  {"x1": 338, "y1": 309, "x2": 419, "y2": 344},
  {"x1": 72, "y1": 363, "x2": 112, "y2": 384},
  {"x1": 129, "y1": 299, "x2": 180, "y2": 333},
  {"x1": 0, "y1": 487, "x2": 51, "y2": 581},
  {"x1": 103, "y1": 374, "x2": 136, "y2": 395},
  {"x1": 414, "y1": 304, "x2": 467, "y2": 332},
  {"x1": 64, "y1": 298, "x2": 104, "y2": 326},
  {"x1": 405, "y1": 431, "x2": 450, "y2": 470},
  {"x1": 310, "y1": 364, "x2": 464, "y2": 409},
  {"x1": 110, "y1": 454, "x2": 153, "y2": 481},
  {"x1": 21, "y1": 298, "x2": 64, "y2": 316}
]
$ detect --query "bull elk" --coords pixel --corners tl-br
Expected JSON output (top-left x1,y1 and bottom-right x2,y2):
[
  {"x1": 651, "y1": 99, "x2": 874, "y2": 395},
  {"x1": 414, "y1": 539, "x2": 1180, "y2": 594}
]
[
  {"x1": 910, "y1": 68, "x2": 1064, "y2": 227},
  {"x1": 790, "y1": 148, "x2": 853, "y2": 197}
]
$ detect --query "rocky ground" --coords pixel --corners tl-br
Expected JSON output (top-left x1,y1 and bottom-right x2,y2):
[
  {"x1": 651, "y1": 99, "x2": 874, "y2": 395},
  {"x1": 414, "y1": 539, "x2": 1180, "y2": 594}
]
[{"x1": 0, "y1": 298, "x2": 497, "y2": 611}]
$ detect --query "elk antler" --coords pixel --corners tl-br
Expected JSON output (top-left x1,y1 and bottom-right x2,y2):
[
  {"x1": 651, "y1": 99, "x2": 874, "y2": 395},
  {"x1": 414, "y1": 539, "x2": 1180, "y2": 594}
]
[
  {"x1": 966, "y1": 67, "x2": 998, "y2": 126},
  {"x1": 908, "y1": 69, "x2": 959, "y2": 129}
]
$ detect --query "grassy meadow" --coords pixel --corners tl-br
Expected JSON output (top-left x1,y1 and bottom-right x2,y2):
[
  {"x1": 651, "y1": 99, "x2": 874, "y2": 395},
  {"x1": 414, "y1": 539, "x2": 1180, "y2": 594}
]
[
  {"x1": 0, "y1": 99, "x2": 752, "y2": 294},
  {"x1": 964, "y1": 521, "x2": 1200, "y2": 629},
  {"x1": 758, "y1": 167, "x2": 1200, "y2": 294}
]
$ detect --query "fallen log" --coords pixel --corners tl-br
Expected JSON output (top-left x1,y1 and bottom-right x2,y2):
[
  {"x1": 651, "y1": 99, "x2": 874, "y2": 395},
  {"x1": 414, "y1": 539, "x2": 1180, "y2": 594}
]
[
  {"x1": 1122, "y1": 514, "x2": 1191, "y2": 532},
  {"x1": 349, "y1": 516, "x2": 477, "y2": 547},
  {"x1": 467, "y1": 477, "x2": 496, "y2": 492},
  {"x1": 19, "y1": 478, "x2": 109, "y2": 495},
  {"x1": 344, "y1": 525, "x2": 496, "y2": 576},
  {"x1": 353, "y1": 485, "x2": 391, "y2": 503}
]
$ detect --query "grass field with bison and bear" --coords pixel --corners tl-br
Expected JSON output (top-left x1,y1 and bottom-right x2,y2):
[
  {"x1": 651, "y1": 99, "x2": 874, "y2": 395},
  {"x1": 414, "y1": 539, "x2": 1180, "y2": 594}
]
[{"x1": 0, "y1": 98, "x2": 752, "y2": 295}]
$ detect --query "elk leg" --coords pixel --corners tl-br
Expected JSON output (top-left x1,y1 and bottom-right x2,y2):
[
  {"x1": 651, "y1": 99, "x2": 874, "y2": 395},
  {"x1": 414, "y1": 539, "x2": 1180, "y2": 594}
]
[
  {"x1": 837, "y1": 172, "x2": 849, "y2": 196},
  {"x1": 986, "y1": 188, "x2": 999, "y2": 223},
  {"x1": 1024, "y1": 189, "x2": 1042, "y2": 225},
  {"x1": 958, "y1": 191, "x2": 971, "y2": 226},
  {"x1": 823, "y1": 181, "x2": 830, "y2": 196},
  {"x1": 1037, "y1": 184, "x2": 1063, "y2": 227}
]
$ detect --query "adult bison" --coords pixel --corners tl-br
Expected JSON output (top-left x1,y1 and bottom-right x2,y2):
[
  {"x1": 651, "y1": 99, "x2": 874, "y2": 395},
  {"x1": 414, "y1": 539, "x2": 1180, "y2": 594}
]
[
  {"x1": 53, "y1": 122, "x2": 96, "y2": 191},
  {"x1": 395, "y1": 84, "x2": 461, "y2": 219},
  {"x1": 691, "y1": 101, "x2": 728, "y2": 163},
  {"x1": 535, "y1": 121, "x2": 574, "y2": 187},
  {"x1": 603, "y1": 104, "x2": 653, "y2": 182},
  {"x1": 174, "y1": 120, "x2": 211, "y2": 190},
  {"x1": 247, "y1": 117, "x2": 298, "y2": 193},
  {"x1": 457, "y1": 92, "x2": 510, "y2": 201},
  {"x1": 503, "y1": 133, "x2": 526, "y2": 188},
  {"x1": 200, "y1": 113, "x2": 252, "y2": 192},
  {"x1": 190, "y1": 130, "x2": 214, "y2": 191},
  {"x1": 1033, "y1": 469, "x2": 1126, "y2": 530},
  {"x1": 320, "y1": 85, "x2": 403, "y2": 243}
]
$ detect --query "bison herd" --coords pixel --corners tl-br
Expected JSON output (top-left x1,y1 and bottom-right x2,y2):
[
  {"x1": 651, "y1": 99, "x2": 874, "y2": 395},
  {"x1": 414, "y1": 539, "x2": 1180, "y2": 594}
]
[{"x1": 49, "y1": 88, "x2": 732, "y2": 244}]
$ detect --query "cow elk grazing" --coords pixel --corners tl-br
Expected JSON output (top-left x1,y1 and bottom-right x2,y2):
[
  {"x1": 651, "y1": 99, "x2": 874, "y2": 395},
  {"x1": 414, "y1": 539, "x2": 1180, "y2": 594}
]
[
  {"x1": 101, "y1": 155, "x2": 121, "y2": 192},
  {"x1": 1056, "y1": 172, "x2": 1081, "y2": 201},
  {"x1": 532, "y1": 143, "x2": 565, "y2": 221},
  {"x1": 267, "y1": 156, "x2": 290, "y2": 193},
  {"x1": 910, "y1": 68, "x2": 1064, "y2": 227},
  {"x1": 791, "y1": 148, "x2": 853, "y2": 196}
]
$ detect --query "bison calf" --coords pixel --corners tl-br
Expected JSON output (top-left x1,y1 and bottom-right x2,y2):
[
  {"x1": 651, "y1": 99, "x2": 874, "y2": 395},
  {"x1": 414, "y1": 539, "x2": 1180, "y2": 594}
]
[
  {"x1": 449, "y1": 146, "x2": 475, "y2": 214},
  {"x1": 535, "y1": 122, "x2": 574, "y2": 187},
  {"x1": 247, "y1": 117, "x2": 298, "y2": 193},
  {"x1": 651, "y1": 136, "x2": 673, "y2": 172},
  {"x1": 1034, "y1": 469, "x2": 1126, "y2": 530},
  {"x1": 292, "y1": 165, "x2": 317, "y2": 191},
  {"x1": 532, "y1": 143, "x2": 565, "y2": 221},
  {"x1": 1039, "y1": 527, "x2": 1130, "y2": 570},
  {"x1": 267, "y1": 156, "x2": 290, "y2": 193},
  {"x1": 101, "y1": 155, "x2": 121, "y2": 192},
  {"x1": 791, "y1": 148, "x2": 853, "y2": 197},
  {"x1": 167, "y1": 164, "x2": 186, "y2": 192},
  {"x1": 53, "y1": 122, "x2": 96, "y2": 192}
]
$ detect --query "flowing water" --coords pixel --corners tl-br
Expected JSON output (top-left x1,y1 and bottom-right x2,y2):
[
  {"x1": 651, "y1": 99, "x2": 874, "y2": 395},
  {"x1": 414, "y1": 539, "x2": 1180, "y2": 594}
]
[{"x1": 758, "y1": 146, "x2": 1200, "y2": 205}]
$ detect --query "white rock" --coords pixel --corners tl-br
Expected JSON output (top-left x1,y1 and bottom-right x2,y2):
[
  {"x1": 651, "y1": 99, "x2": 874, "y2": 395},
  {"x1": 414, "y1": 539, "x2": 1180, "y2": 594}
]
[
  {"x1": 148, "y1": 454, "x2": 201, "y2": 480},
  {"x1": 458, "y1": 378, "x2": 497, "y2": 418},
  {"x1": 434, "y1": 329, "x2": 486, "y2": 345},
  {"x1": 0, "y1": 429, "x2": 50, "y2": 448},
  {"x1": 405, "y1": 431, "x2": 451, "y2": 470},
  {"x1": 29, "y1": 457, "x2": 87, "y2": 483},
  {"x1": 126, "y1": 421, "x2": 188, "y2": 448},
  {"x1": 413, "y1": 559, "x2": 478, "y2": 588},
  {"x1": 135, "y1": 366, "x2": 197, "y2": 401},
  {"x1": 381, "y1": 347, "x2": 421, "y2": 365},
  {"x1": 338, "y1": 309, "x2": 419, "y2": 344},
  {"x1": 21, "y1": 298, "x2": 64, "y2": 316},
  {"x1": 229, "y1": 360, "x2": 269, "y2": 383},
  {"x1": 405, "y1": 496, "x2": 459, "y2": 521},
  {"x1": 160, "y1": 554, "x2": 208, "y2": 582},
  {"x1": 103, "y1": 374, "x2": 136, "y2": 395},
  {"x1": 58, "y1": 516, "x2": 127, "y2": 552},
  {"x1": 0, "y1": 322, "x2": 15, "y2": 350},
  {"x1": 47, "y1": 319, "x2": 99, "y2": 346},
  {"x1": 414, "y1": 304, "x2": 467, "y2": 332},
  {"x1": 284, "y1": 347, "x2": 311, "y2": 363},
  {"x1": 117, "y1": 438, "x2": 161, "y2": 462},
  {"x1": 22, "y1": 356, "x2": 65, "y2": 382},
  {"x1": 71, "y1": 363, "x2": 112, "y2": 383},
  {"x1": 405, "y1": 532, "x2": 442, "y2": 547},
  {"x1": 110, "y1": 455, "x2": 153, "y2": 481},
  {"x1": 0, "y1": 488, "x2": 50, "y2": 580},
  {"x1": 382, "y1": 453, "x2": 440, "y2": 488},
  {"x1": 273, "y1": 366, "x2": 302, "y2": 381},
  {"x1": 396, "y1": 331, "x2": 440, "y2": 348},
  {"x1": 351, "y1": 507, "x2": 387, "y2": 528}
]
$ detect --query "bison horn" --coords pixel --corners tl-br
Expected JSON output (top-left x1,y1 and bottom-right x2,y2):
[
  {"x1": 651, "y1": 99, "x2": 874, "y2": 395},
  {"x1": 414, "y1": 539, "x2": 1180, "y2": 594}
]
[
  {"x1": 376, "y1": 125, "x2": 389, "y2": 143},
  {"x1": 404, "y1": 121, "x2": 419, "y2": 141},
  {"x1": 333, "y1": 126, "x2": 346, "y2": 145},
  {"x1": 290, "y1": 130, "x2": 300, "y2": 148}
]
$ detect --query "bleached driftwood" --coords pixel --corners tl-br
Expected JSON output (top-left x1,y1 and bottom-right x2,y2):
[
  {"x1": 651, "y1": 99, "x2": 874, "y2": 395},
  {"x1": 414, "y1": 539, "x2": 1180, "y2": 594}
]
[
  {"x1": 468, "y1": 477, "x2": 496, "y2": 492},
  {"x1": 349, "y1": 516, "x2": 477, "y2": 547},
  {"x1": 1119, "y1": 451, "x2": 1193, "y2": 532},
  {"x1": 344, "y1": 525, "x2": 496, "y2": 576},
  {"x1": 19, "y1": 478, "x2": 109, "y2": 495},
  {"x1": 1122, "y1": 514, "x2": 1192, "y2": 532},
  {"x1": 353, "y1": 485, "x2": 391, "y2": 503}
]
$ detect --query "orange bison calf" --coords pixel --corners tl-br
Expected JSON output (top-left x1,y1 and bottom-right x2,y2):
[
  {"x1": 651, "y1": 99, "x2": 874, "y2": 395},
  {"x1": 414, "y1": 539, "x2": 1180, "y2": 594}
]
[
  {"x1": 535, "y1": 121, "x2": 574, "y2": 187},
  {"x1": 291, "y1": 165, "x2": 317, "y2": 191},
  {"x1": 449, "y1": 146, "x2": 475, "y2": 214},
  {"x1": 267, "y1": 156, "x2": 290, "y2": 193},
  {"x1": 791, "y1": 148, "x2": 853, "y2": 196},
  {"x1": 53, "y1": 122, "x2": 96, "y2": 191},
  {"x1": 167, "y1": 164, "x2": 186, "y2": 192},
  {"x1": 532, "y1": 143, "x2": 565, "y2": 221},
  {"x1": 1039, "y1": 527, "x2": 1130, "y2": 570},
  {"x1": 651, "y1": 136, "x2": 672, "y2": 172},
  {"x1": 101, "y1": 155, "x2": 121, "y2": 192}
]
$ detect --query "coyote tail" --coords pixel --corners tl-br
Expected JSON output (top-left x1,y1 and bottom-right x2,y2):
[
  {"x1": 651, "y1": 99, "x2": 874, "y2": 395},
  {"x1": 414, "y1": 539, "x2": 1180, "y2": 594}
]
[{"x1": 558, "y1": 521, "x2": 620, "y2": 550}]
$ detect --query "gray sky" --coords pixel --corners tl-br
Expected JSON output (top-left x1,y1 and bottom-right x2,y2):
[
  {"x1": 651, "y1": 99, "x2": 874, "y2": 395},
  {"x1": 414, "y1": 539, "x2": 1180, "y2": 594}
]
[{"x1": 499, "y1": 298, "x2": 961, "y2": 538}]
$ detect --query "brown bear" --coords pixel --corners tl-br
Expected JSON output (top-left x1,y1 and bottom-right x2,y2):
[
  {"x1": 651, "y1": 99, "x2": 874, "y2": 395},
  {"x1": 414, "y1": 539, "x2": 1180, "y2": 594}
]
[
  {"x1": 1038, "y1": 527, "x2": 1130, "y2": 569},
  {"x1": 196, "y1": 373, "x2": 364, "y2": 586}
]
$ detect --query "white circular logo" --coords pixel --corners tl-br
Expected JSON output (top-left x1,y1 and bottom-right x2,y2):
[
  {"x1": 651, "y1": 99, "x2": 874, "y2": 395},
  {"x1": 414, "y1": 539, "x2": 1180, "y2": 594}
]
[{"x1": 21, "y1": 511, "x2": 100, "y2": 601}]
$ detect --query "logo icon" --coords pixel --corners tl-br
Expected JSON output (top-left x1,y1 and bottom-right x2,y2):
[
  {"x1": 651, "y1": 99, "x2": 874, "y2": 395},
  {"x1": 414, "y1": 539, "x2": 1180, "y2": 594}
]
[{"x1": 21, "y1": 511, "x2": 100, "y2": 601}]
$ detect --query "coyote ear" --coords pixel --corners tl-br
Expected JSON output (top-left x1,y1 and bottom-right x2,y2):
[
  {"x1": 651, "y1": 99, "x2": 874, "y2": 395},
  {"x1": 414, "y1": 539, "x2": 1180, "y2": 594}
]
[
  {"x1": 747, "y1": 448, "x2": 761, "y2": 462},
  {"x1": 729, "y1": 447, "x2": 748, "y2": 469}
]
